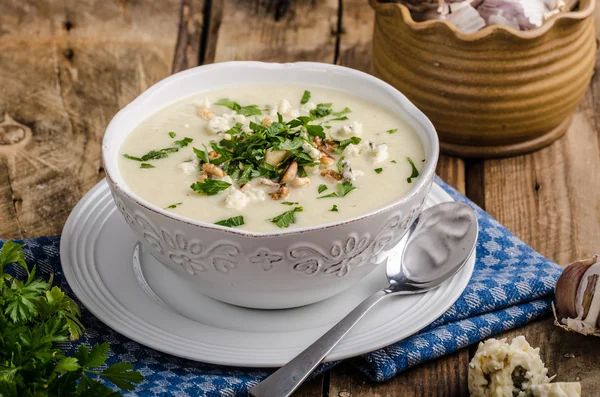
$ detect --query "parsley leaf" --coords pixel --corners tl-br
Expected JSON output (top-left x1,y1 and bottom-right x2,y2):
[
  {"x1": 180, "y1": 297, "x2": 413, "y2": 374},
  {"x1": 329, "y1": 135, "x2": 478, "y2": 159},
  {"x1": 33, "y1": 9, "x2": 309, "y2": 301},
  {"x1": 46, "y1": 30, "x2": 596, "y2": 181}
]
[
  {"x1": 391, "y1": 160, "x2": 397, "y2": 164},
  {"x1": 310, "y1": 103, "x2": 332, "y2": 119},
  {"x1": 318, "y1": 181, "x2": 356, "y2": 199},
  {"x1": 281, "y1": 201, "x2": 299, "y2": 205},
  {"x1": 318, "y1": 184, "x2": 327, "y2": 194},
  {"x1": 190, "y1": 179, "x2": 232, "y2": 195},
  {"x1": 330, "y1": 116, "x2": 348, "y2": 121},
  {"x1": 375, "y1": 168, "x2": 383, "y2": 174},
  {"x1": 215, "y1": 98, "x2": 262, "y2": 116},
  {"x1": 166, "y1": 202, "x2": 182, "y2": 209},
  {"x1": 215, "y1": 216, "x2": 245, "y2": 227},
  {"x1": 407, "y1": 157, "x2": 420, "y2": 183},
  {"x1": 129, "y1": 147, "x2": 179, "y2": 162},
  {"x1": 300, "y1": 90, "x2": 311, "y2": 104},
  {"x1": 193, "y1": 146, "x2": 210, "y2": 164},
  {"x1": 332, "y1": 107, "x2": 351, "y2": 117},
  {"x1": 387, "y1": 128, "x2": 398, "y2": 134},
  {"x1": 330, "y1": 204, "x2": 338, "y2": 212},
  {"x1": 174, "y1": 137, "x2": 193, "y2": 148},
  {"x1": 337, "y1": 157, "x2": 345, "y2": 173},
  {"x1": 333, "y1": 137, "x2": 361, "y2": 155},
  {"x1": 169, "y1": 131, "x2": 176, "y2": 138},
  {"x1": 140, "y1": 163, "x2": 155, "y2": 169},
  {"x1": 306, "y1": 124, "x2": 326, "y2": 139},
  {"x1": 270, "y1": 206, "x2": 303, "y2": 228},
  {"x1": 123, "y1": 154, "x2": 142, "y2": 161}
]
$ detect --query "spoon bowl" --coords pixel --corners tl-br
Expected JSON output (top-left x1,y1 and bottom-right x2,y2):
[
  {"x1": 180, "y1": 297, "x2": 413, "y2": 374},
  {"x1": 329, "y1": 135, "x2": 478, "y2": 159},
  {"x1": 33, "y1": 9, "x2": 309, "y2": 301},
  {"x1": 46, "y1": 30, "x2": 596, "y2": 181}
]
[{"x1": 250, "y1": 202, "x2": 479, "y2": 397}]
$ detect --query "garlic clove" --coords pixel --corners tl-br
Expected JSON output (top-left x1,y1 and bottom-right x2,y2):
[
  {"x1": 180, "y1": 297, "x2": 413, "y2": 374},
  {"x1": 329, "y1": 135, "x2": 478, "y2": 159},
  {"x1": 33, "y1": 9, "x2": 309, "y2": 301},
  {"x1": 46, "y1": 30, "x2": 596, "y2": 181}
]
[
  {"x1": 555, "y1": 256, "x2": 596, "y2": 318},
  {"x1": 554, "y1": 254, "x2": 600, "y2": 336}
]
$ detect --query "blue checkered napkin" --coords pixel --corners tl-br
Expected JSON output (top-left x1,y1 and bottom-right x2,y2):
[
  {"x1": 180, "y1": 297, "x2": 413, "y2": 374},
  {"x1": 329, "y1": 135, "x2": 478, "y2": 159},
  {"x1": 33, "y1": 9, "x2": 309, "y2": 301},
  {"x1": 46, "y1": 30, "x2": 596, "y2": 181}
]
[{"x1": 1, "y1": 176, "x2": 562, "y2": 396}]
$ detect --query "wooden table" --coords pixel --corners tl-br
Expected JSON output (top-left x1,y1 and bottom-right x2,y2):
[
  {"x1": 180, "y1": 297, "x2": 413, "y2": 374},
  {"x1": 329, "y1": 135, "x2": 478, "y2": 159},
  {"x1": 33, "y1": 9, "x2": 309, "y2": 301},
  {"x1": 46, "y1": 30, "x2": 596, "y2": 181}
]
[{"x1": 1, "y1": 1, "x2": 599, "y2": 395}]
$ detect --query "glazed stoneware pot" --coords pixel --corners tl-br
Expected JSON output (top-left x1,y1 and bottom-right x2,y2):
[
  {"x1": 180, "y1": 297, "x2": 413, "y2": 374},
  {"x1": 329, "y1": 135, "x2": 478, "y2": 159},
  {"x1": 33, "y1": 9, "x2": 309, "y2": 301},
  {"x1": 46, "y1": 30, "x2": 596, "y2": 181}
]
[
  {"x1": 102, "y1": 62, "x2": 439, "y2": 309},
  {"x1": 370, "y1": 0, "x2": 596, "y2": 157}
]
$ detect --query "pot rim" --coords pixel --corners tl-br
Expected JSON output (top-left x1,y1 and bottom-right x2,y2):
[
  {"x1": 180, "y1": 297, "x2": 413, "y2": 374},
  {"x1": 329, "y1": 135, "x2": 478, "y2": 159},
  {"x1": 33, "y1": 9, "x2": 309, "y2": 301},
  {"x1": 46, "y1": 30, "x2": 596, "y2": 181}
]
[
  {"x1": 102, "y1": 61, "x2": 439, "y2": 239},
  {"x1": 369, "y1": 0, "x2": 595, "y2": 41}
]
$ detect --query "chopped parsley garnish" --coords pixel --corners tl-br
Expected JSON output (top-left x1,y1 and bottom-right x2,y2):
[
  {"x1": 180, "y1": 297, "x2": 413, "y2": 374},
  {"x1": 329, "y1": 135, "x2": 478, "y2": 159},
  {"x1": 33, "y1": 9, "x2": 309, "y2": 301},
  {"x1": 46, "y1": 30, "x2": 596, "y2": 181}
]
[
  {"x1": 166, "y1": 202, "x2": 182, "y2": 209},
  {"x1": 190, "y1": 179, "x2": 232, "y2": 195},
  {"x1": 215, "y1": 98, "x2": 262, "y2": 116},
  {"x1": 174, "y1": 137, "x2": 193, "y2": 148},
  {"x1": 193, "y1": 146, "x2": 210, "y2": 164},
  {"x1": 169, "y1": 131, "x2": 176, "y2": 138},
  {"x1": 124, "y1": 147, "x2": 180, "y2": 162},
  {"x1": 318, "y1": 181, "x2": 356, "y2": 198},
  {"x1": 407, "y1": 157, "x2": 420, "y2": 183},
  {"x1": 318, "y1": 184, "x2": 328, "y2": 194},
  {"x1": 330, "y1": 204, "x2": 338, "y2": 212},
  {"x1": 141, "y1": 163, "x2": 155, "y2": 169},
  {"x1": 300, "y1": 90, "x2": 311, "y2": 104},
  {"x1": 387, "y1": 128, "x2": 398, "y2": 134},
  {"x1": 391, "y1": 160, "x2": 397, "y2": 164},
  {"x1": 333, "y1": 137, "x2": 361, "y2": 154},
  {"x1": 215, "y1": 216, "x2": 245, "y2": 227},
  {"x1": 337, "y1": 157, "x2": 345, "y2": 173},
  {"x1": 329, "y1": 107, "x2": 351, "y2": 121},
  {"x1": 306, "y1": 124, "x2": 326, "y2": 139},
  {"x1": 123, "y1": 154, "x2": 143, "y2": 161},
  {"x1": 281, "y1": 201, "x2": 299, "y2": 205},
  {"x1": 310, "y1": 103, "x2": 332, "y2": 119},
  {"x1": 331, "y1": 116, "x2": 348, "y2": 121},
  {"x1": 270, "y1": 206, "x2": 303, "y2": 228},
  {"x1": 374, "y1": 168, "x2": 383, "y2": 174}
]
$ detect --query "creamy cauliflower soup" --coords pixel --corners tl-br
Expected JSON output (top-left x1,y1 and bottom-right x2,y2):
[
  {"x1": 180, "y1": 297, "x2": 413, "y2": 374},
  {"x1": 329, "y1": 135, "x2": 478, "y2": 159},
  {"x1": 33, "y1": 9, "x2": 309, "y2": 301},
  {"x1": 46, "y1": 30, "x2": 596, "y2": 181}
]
[{"x1": 118, "y1": 85, "x2": 426, "y2": 232}]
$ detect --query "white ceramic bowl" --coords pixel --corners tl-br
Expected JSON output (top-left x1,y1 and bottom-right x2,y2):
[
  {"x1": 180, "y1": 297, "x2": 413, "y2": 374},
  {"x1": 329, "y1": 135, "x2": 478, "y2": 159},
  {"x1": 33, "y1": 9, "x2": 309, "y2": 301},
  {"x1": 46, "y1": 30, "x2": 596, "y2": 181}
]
[{"x1": 102, "y1": 62, "x2": 439, "y2": 309}]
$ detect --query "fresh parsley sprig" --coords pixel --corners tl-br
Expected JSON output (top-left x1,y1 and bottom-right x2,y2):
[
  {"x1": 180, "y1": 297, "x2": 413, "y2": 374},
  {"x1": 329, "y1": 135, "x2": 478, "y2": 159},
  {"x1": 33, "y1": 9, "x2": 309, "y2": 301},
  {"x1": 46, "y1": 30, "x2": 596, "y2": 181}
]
[
  {"x1": 407, "y1": 157, "x2": 420, "y2": 183},
  {"x1": 0, "y1": 241, "x2": 144, "y2": 396},
  {"x1": 318, "y1": 181, "x2": 356, "y2": 199},
  {"x1": 270, "y1": 206, "x2": 303, "y2": 228},
  {"x1": 190, "y1": 179, "x2": 232, "y2": 195},
  {"x1": 215, "y1": 216, "x2": 245, "y2": 227},
  {"x1": 215, "y1": 98, "x2": 262, "y2": 117}
]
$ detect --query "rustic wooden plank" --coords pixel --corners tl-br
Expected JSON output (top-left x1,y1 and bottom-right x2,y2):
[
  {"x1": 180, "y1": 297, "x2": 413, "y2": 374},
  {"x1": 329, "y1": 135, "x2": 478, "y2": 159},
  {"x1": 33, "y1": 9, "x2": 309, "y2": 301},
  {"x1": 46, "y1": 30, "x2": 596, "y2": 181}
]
[
  {"x1": 201, "y1": 1, "x2": 340, "y2": 395},
  {"x1": 328, "y1": 1, "x2": 470, "y2": 396},
  {"x1": 172, "y1": 0, "x2": 206, "y2": 72},
  {"x1": 203, "y1": 0, "x2": 339, "y2": 64},
  {"x1": 0, "y1": 0, "x2": 185, "y2": 238}
]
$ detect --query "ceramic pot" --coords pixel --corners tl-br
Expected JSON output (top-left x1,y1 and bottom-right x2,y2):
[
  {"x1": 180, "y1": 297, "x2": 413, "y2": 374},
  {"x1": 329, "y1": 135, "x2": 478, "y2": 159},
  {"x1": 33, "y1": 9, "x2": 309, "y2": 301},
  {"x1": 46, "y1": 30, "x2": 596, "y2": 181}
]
[
  {"x1": 370, "y1": 0, "x2": 596, "y2": 157},
  {"x1": 102, "y1": 62, "x2": 439, "y2": 309}
]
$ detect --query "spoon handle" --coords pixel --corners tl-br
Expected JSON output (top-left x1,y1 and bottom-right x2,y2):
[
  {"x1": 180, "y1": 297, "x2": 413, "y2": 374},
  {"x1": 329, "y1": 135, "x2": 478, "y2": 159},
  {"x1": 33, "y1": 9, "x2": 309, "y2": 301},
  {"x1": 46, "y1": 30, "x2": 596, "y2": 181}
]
[{"x1": 249, "y1": 289, "x2": 390, "y2": 397}]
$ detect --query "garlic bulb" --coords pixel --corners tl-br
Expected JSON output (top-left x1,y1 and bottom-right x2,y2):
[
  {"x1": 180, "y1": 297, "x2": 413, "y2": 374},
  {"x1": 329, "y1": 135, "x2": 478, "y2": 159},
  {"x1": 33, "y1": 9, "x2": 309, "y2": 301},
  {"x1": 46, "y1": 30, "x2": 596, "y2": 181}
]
[{"x1": 554, "y1": 254, "x2": 600, "y2": 336}]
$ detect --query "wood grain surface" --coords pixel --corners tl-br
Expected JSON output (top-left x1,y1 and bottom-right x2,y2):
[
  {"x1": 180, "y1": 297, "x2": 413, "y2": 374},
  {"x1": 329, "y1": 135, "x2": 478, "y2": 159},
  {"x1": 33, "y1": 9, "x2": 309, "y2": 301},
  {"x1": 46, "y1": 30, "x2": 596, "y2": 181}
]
[{"x1": 1, "y1": 0, "x2": 599, "y2": 395}]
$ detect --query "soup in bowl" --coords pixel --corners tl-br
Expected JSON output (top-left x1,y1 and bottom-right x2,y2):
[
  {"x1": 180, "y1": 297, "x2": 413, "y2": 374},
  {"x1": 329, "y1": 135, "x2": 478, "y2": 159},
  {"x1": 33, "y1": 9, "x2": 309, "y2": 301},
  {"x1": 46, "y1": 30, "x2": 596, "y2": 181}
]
[{"x1": 103, "y1": 62, "x2": 439, "y2": 309}]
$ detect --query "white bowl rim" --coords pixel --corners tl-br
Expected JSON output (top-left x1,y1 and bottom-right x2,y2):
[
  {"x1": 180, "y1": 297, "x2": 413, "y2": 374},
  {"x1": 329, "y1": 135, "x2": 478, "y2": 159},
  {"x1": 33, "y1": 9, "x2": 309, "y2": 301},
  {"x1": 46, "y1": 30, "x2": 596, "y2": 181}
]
[{"x1": 102, "y1": 61, "x2": 439, "y2": 238}]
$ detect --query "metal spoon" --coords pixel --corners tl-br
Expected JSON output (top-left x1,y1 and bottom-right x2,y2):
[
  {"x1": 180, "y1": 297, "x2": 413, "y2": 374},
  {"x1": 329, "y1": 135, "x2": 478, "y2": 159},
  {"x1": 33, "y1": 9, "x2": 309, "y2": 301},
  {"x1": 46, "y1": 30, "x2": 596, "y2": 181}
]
[{"x1": 250, "y1": 202, "x2": 478, "y2": 397}]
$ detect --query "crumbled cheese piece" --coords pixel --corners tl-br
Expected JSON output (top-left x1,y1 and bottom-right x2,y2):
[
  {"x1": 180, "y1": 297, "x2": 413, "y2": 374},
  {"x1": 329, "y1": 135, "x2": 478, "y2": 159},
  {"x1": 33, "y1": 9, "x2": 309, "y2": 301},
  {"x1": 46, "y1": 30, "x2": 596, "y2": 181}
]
[
  {"x1": 302, "y1": 142, "x2": 322, "y2": 161},
  {"x1": 369, "y1": 143, "x2": 388, "y2": 164},
  {"x1": 207, "y1": 116, "x2": 230, "y2": 134},
  {"x1": 530, "y1": 383, "x2": 581, "y2": 397},
  {"x1": 191, "y1": 155, "x2": 199, "y2": 167},
  {"x1": 225, "y1": 189, "x2": 249, "y2": 210},
  {"x1": 278, "y1": 99, "x2": 292, "y2": 115},
  {"x1": 242, "y1": 124, "x2": 253, "y2": 134},
  {"x1": 178, "y1": 162, "x2": 196, "y2": 175},
  {"x1": 342, "y1": 143, "x2": 361, "y2": 158},
  {"x1": 340, "y1": 159, "x2": 363, "y2": 182},
  {"x1": 222, "y1": 112, "x2": 244, "y2": 123},
  {"x1": 301, "y1": 102, "x2": 317, "y2": 112},
  {"x1": 233, "y1": 114, "x2": 246, "y2": 123},
  {"x1": 196, "y1": 97, "x2": 211, "y2": 109},
  {"x1": 242, "y1": 186, "x2": 266, "y2": 202},
  {"x1": 469, "y1": 336, "x2": 551, "y2": 397},
  {"x1": 339, "y1": 121, "x2": 363, "y2": 138},
  {"x1": 218, "y1": 133, "x2": 232, "y2": 141}
]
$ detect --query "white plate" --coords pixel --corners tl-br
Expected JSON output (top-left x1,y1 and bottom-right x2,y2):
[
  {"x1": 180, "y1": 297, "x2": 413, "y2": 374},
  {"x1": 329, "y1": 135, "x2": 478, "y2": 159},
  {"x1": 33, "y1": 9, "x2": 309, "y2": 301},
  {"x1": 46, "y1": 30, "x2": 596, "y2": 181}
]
[{"x1": 60, "y1": 180, "x2": 475, "y2": 367}]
